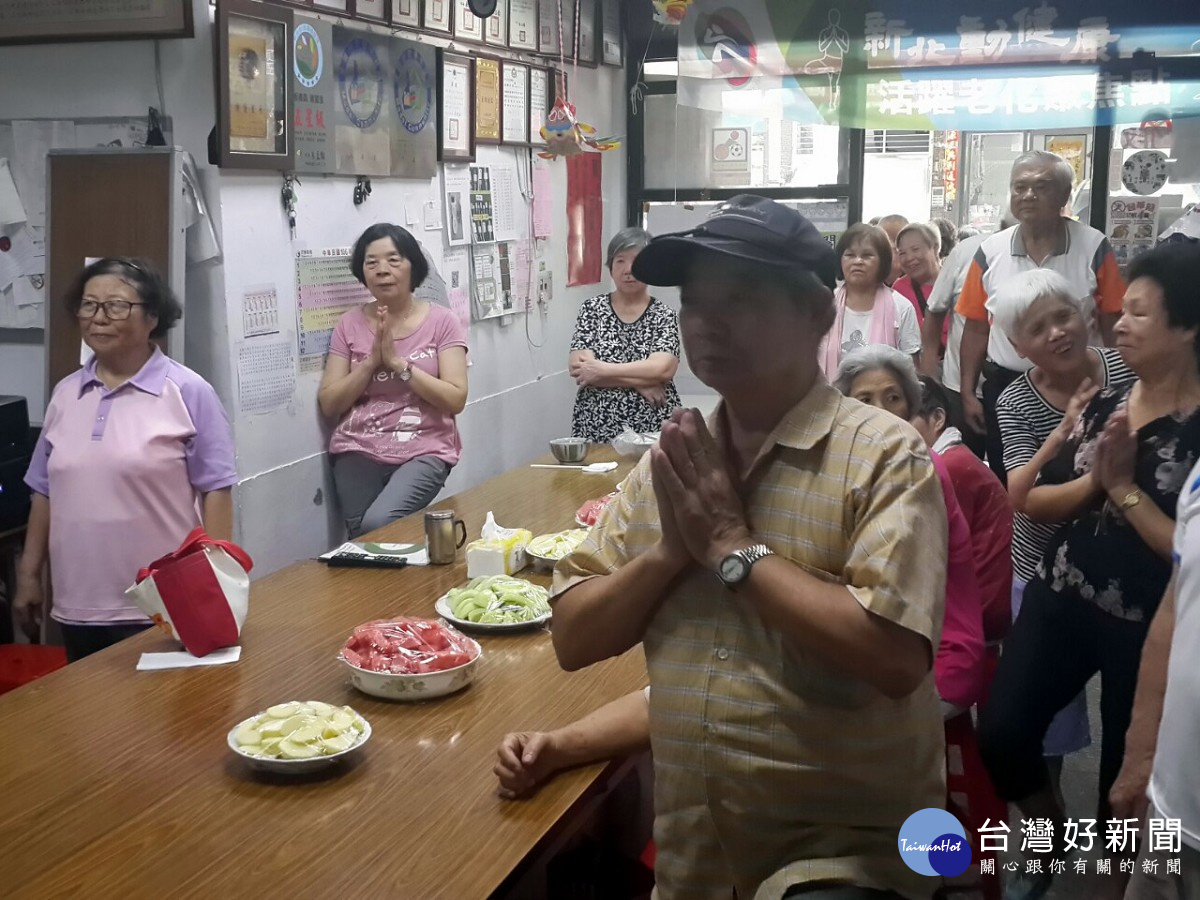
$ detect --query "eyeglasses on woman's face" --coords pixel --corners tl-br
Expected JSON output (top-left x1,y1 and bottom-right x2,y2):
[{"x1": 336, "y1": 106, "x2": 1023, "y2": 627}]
[{"x1": 77, "y1": 299, "x2": 145, "y2": 320}]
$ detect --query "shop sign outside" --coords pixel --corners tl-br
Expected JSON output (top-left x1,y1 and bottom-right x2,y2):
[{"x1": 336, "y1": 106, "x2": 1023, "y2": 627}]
[{"x1": 677, "y1": 0, "x2": 1200, "y2": 131}]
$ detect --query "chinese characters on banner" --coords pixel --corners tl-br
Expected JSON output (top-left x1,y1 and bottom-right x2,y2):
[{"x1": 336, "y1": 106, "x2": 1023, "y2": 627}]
[
  {"x1": 863, "y1": 6, "x2": 1125, "y2": 68},
  {"x1": 566, "y1": 154, "x2": 602, "y2": 288},
  {"x1": 871, "y1": 68, "x2": 1172, "y2": 119},
  {"x1": 676, "y1": 1, "x2": 1198, "y2": 131}
]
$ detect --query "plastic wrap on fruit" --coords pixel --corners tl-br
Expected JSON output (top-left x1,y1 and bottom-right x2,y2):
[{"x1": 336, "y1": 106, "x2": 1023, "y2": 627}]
[
  {"x1": 538, "y1": 96, "x2": 620, "y2": 161},
  {"x1": 340, "y1": 617, "x2": 478, "y2": 674},
  {"x1": 652, "y1": 0, "x2": 692, "y2": 25}
]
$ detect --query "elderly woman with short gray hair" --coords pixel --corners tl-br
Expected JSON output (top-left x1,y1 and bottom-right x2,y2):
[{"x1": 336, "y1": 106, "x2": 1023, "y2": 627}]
[
  {"x1": 983, "y1": 266, "x2": 1133, "y2": 817},
  {"x1": 568, "y1": 227, "x2": 681, "y2": 442}
]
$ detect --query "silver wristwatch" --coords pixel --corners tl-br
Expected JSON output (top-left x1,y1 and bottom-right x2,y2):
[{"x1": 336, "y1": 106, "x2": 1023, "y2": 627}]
[{"x1": 717, "y1": 544, "x2": 774, "y2": 589}]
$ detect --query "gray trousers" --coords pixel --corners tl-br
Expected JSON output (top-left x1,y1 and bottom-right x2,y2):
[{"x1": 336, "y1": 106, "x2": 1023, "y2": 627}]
[
  {"x1": 1125, "y1": 803, "x2": 1200, "y2": 900},
  {"x1": 331, "y1": 452, "x2": 451, "y2": 538}
]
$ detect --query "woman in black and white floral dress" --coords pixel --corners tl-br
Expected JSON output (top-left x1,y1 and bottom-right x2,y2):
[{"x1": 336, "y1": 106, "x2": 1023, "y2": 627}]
[
  {"x1": 569, "y1": 227, "x2": 681, "y2": 442},
  {"x1": 978, "y1": 240, "x2": 1200, "y2": 898}
]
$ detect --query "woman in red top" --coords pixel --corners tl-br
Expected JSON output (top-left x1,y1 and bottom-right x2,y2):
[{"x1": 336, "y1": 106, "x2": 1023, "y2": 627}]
[{"x1": 893, "y1": 222, "x2": 943, "y2": 323}]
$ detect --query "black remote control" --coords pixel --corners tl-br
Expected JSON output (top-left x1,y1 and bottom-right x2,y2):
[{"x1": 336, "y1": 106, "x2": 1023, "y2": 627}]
[{"x1": 325, "y1": 554, "x2": 409, "y2": 569}]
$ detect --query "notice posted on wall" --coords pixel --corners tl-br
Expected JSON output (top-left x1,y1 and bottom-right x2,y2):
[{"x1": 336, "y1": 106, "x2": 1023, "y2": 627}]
[
  {"x1": 1108, "y1": 197, "x2": 1159, "y2": 270},
  {"x1": 242, "y1": 283, "x2": 280, "y2": 337},
  {"x1": 295, "y1": 248, "x2": 371, "y2": 373},
  {"x1": 469, "y1": 164, "x2": 495, "y2": 243},
  {"x1": 443, "y1": 246, "x2": 471, "y2": 327},
  {"x1": 237, "y1": 338, "x2": 296, "y2": 415}
]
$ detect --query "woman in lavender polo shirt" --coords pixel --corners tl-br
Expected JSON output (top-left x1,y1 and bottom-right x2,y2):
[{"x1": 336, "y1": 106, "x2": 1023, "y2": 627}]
[
  {"x1": 319, "y1": 224, "x2": 468, "y2": 538},
  {"x1": 14, "y1": 259, "x2": 237, "y2": 663}
]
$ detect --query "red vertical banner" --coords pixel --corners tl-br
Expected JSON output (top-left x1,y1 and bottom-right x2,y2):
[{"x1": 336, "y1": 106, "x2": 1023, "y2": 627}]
[{"x1": 566, "y1": 153, "x2": 603, "y2": 287}]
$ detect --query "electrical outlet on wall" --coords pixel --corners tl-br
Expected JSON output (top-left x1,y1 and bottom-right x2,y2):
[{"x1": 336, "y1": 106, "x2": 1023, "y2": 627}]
[{"x1": 537, "y1": 271, "x2": 552, "y2": 308}]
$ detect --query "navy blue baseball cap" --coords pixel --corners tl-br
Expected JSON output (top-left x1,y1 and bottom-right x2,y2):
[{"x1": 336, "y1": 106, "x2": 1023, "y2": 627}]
[{"x1": 631, "y1": 195, "x2": 839, "y2": 289}]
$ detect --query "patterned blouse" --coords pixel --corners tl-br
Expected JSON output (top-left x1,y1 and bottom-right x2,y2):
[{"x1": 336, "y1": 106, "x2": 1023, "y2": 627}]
[
  {"x1": 1034, "y1": 382, "x2": 1200, "y2": 622},
  {"x1": 569, "y1": 293, "x2": 681, "y2": 443}
]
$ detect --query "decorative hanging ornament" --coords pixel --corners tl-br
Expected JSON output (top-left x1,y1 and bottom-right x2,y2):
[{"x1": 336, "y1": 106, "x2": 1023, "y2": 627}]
[
  {"x1": 652, "y1": 0, "x2": 692, "y2": 26},
  {"x1": 538, "y1": 0, "x2": 620, "y2": 161},
  {"x1": 539, "y1": 96, "x2": 620, "y2": 160}
]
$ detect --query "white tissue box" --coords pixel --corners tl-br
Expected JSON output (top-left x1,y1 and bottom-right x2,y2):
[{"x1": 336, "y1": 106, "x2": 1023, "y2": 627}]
[{"x1": 466, "y1": 533, "x2": 531, "y2": 577}]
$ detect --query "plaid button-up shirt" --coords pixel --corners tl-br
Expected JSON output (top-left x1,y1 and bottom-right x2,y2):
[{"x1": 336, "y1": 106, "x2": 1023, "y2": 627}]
[{"x1": 554, "y1": 382, "x2": 948, "y2": 900}]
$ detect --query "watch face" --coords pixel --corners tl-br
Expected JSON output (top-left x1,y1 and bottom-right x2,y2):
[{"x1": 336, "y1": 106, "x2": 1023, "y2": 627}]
[{"x1": 719, "y1": 554, "x2": 747, "y2": 584}]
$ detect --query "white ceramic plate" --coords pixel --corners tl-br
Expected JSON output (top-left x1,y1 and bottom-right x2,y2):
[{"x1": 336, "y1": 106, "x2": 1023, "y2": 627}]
[
  {"x1": 227, "y1": 709, "x2": 371, "y2": 774},
  {"x1": 339, "y1": 646, "x2": 481, "y2": 701},
  {"x1": 435, "y1": 593, "x2": 552, "y2": 632}
]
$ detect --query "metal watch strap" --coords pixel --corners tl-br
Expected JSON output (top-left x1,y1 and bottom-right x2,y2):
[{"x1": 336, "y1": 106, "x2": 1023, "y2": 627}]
[{"x1": 738, "y1": 544, "x2": 773, "y2": 566}]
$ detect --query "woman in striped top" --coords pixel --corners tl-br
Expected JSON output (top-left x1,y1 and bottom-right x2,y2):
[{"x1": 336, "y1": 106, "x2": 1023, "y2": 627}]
[{"x1": 990, "y1": 269, "x2": 1133, "y2": 769}]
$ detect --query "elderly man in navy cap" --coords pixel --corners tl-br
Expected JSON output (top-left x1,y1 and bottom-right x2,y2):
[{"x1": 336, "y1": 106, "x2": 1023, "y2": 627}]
[{"x1": 547, "y1": 196, "x2": 949, "y2": 900}]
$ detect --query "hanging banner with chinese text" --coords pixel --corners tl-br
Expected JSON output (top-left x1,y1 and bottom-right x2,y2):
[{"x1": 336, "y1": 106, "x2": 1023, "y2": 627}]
[{"x1": 677, "y1": 0, "x2": 1200, "y2": 130}]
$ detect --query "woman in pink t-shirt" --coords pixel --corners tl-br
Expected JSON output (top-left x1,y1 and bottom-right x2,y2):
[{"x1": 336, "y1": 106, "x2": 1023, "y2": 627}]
[{"x1": 318, "y1": 224, "x2": 468, "y2": 537}]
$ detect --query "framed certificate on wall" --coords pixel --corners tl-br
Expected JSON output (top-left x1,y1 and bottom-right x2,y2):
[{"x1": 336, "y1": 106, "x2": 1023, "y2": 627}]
[
  {"x1": 500, "y1": 60, "x2": 530, "y2": 145},
  {"x1": 216, "y1": 0, "x2": 294, "y2": 170},
  {"x1": 452, "y1": 0, "x2": 483, "y2": 42},
  {"x1": 437, "y1": 50, "x2": 475, "y2": 161},
  {"x1": 352, "y1": 0, "x2": 388, "y2": 21},
  {"x1": 0, "y1": 0, "x2": 193, "y2": 44},
  {"x1": 313, "y1": 0, "x2": 350, "y2": 11},
  {"x1": 422, "y1": 0, "x2": 452, "y2": 33},
  {"x1": 528, "y1": 65, "x2": 550, "y2": 146},
  {"x1": 390, "y1": 0, "x2": 421, "y2": 28},
  {"x1": 484, "y1": 0, "x2": 508, "y2": 48},
  {"x1": 506, "y1": 0, "x2": 537, "y2": 51},
  {"x1": 600, "y1": 0, "x2": 622, "y2": 66},
  {"x1": 577, "y1": 0, "x2": 598, "y2": 66}
]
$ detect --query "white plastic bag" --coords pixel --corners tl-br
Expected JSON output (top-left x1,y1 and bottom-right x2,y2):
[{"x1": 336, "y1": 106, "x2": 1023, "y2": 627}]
[{"x1": 611, "y1": 427, "x2": 660, "y2": 459}]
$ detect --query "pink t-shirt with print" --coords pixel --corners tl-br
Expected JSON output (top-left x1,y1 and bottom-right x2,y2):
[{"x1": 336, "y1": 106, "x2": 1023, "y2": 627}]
[{"x1": 328, "y1": 303, "x2": 468, "y2": 466}]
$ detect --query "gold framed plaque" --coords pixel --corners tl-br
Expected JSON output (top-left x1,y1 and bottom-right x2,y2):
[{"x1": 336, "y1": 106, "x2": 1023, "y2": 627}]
[{"x1": 473, "y1": 55, "x2": 502, "y2": 145}]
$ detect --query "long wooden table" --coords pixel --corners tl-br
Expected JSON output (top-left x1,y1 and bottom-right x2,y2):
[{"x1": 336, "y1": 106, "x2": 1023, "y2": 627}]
[{"x1": 0, "y1": 448, "x2": 646, "y2": 899}]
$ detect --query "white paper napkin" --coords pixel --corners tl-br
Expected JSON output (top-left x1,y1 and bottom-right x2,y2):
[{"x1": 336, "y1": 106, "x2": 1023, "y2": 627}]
[{"x1": 136, "y1": 646, "x2": 242, "y2": 671}]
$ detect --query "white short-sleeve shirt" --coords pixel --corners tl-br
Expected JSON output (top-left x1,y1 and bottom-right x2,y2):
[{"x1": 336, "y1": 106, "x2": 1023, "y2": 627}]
[{"x1": 1150, "y1": 457, "x2": 1200, "y2": 850}]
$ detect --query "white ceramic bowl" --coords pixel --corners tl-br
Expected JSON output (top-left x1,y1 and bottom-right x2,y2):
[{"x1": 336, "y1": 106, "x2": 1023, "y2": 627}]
[
  {"x1": 339, "y1": 637, "x2": 482, "y2": 701},
  {"x1": 227, "y1": 709, "x2": 371, "y2": 775}
]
